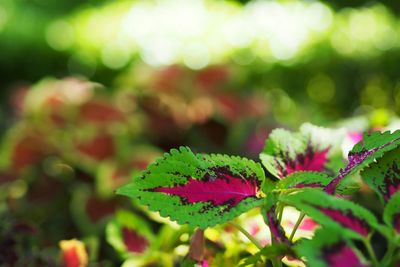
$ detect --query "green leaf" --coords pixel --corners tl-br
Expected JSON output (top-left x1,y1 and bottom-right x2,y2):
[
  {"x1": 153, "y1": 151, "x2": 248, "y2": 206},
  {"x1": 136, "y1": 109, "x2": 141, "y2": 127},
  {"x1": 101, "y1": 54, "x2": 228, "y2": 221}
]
[
  {"x1": 239, "y1": 244, "x2": 291, "y2": 267},
  {"x1": 260, "y1": 124, "x2": 345, "y2": 179},
  {"x1": 277, "y1": 172, "x2": 332, "y2": 191},
  {"x1": 280, "y1": 189, "x2": 378, "y2": 239},
  {"x1": 295, "y1": 228, "x2": 367, "y2": 267},
  {"x1": 117, "y1": 147, "x2": 265, "y2": 228},
  {"x1": 361, "y1": 147, "x2": 400, "y2": 204},
  {"x1": 326, "y1": 130, "x2": 400, "y2": 193},
  {"x1": 383, "y1": 191, "x2": 400, "y2": 234},
  {"x1": 276, "y1": 171, "x2": 358, "y2": 195},
  {"x1": 180, "y1": 258, "x2": 197, "y2": 267}
]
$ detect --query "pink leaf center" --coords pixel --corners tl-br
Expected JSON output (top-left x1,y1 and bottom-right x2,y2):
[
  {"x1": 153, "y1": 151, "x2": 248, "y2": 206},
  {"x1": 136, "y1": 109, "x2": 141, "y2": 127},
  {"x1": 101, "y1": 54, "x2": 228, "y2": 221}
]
[
  {"x1": 278, "y1": 144, "x2": 330, "y2": 178},
  {"x1": 286, "y1": 148, "x2": 329, "y2": 175},
  {"x1": 154, "y1": 169, "x2": 258, "y2": 207}
]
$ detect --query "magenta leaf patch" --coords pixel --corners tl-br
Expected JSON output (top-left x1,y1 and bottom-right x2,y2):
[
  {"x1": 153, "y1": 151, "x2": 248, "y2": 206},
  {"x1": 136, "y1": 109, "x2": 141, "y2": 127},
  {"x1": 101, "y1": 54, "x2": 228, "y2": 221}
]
[
  {"x1": 280, "y1": 145, "x2": 330, "y2": 177},
  {"x1": 117, "y1": 147, "x2": 266, "y2": 228},
  {"x1": 260, "y1": 124, "x2": 345, "y2": 179},
  {"x1": 154, "y1": 170, "x2": 258, "y2": 206},
  {"x1": 280, "y1": 189, "x2": 378, "y2": 239}
]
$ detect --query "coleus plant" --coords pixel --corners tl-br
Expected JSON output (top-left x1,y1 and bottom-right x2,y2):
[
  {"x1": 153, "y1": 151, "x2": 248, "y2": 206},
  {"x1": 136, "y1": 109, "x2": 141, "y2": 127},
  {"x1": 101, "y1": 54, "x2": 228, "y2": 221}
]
[{"x1": 118, "y1": 124, "x2": 400, "y2": 266}]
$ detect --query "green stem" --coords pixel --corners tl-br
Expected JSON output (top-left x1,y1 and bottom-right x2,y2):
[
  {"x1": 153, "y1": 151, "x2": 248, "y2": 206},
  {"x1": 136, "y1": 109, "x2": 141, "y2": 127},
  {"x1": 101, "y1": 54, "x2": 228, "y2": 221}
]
[
  {"x1": 277, "y1": 204, "x2": 284, "y2": 223},
  {"x1": 348, "y1": 240, "x2": 368, "y2": 263},
  {"x1": 289, "y1": 212, "x2": 305, "y2": 242},
  {"x1": 228, "y1": 221, "x2": 263, "y2": 250},
  {"x1": 363, "y1": 238, "x2": 379, "y2": 267},
  {"x1": 381, "y1": 240, "x2": 396, "y2": 265}
]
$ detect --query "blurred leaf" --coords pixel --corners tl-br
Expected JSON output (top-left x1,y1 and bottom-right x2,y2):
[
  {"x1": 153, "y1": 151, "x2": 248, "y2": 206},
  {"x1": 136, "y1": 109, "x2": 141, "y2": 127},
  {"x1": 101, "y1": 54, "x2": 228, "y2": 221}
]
[
  {"x1": 281, "y1": 189, "x2": 378, "y2": 239},
  {"x1": 106, "y1": 210, "x2": 154, "y2": 258},
  {"x1": 295, "y1": 228, "x2": 368, "y2": 267},
  {"x1": 239, "y1": 244, "x2": 291, "y2": 267}
]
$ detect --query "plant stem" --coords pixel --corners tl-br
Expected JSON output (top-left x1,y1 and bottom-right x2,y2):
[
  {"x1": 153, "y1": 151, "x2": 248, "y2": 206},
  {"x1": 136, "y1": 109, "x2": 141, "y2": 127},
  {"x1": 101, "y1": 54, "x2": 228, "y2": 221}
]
[
  {"x1": 277, "y1": 204, "x2": 284, "y2": 223},
  {"x1": 381, "y1": 240, "x2": 396, "y2": 265},
  {"x1": 289, "y1": 212, "x2": 305, "y2": 242},
  {"x1": 363, "y1": 238, "x2": 379, "y2": 267},
  {"x1": 351, "y1": 245, "x2": 369, "y2": 263},
  {"x1": 228, "y1": 221, "x2": 263, "y2": 250}
]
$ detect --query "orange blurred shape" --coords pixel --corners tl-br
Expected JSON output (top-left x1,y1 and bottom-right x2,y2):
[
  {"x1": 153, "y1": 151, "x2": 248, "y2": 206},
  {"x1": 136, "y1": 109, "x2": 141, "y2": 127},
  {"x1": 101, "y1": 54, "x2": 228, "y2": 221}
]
[
  {"x1": 195, "y1": 66, "x2": 229, "y2": 91},
  {"x1": 75, "y1": 134, "x2": 114, "y2": 161},
  {"x1": 12, "y1": 134, "x2": 47, "y2": 172},
  {"x1": 153, "y1": 65, "x2": 183, "y2": 92},
  {"x1": 79, "y1": 100, "x2": 125, "y2": 124},
  {"x1": 86, "y1": 196, "x2": 116, "y2": 223},
  {"x1": 10, "y1": 86, "x2": 29, "y2": 116},
  {"x1": 59, "y1": 239, "x2": 88, "y2": 267}
]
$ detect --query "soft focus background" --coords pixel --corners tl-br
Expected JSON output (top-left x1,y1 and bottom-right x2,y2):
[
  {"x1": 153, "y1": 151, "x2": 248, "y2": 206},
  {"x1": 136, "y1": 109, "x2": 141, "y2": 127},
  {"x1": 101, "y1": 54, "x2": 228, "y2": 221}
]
[{"x1": 0, "y1": 0, "x2": 400, "y2": 266}]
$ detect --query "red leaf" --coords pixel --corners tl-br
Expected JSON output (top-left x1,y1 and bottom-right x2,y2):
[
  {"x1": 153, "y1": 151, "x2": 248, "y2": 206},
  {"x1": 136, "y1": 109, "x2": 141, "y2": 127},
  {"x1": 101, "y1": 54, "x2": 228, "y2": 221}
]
[
  {"x1": 79, "y1": 100, "x2": 125, "y2": 124},
  {"x1": 11, "y1": 134, "x2": 47, "y2": 172},
  {"x1": 122, "y1": 227, "x2": 149, "y2": 253},
  {"x1": 76, "y1": 134, "x2": 114, "y2": 161},
  {"x1": 154, "y1": 169, "x2": 258, "y2": 207},
  {"x1": 86, "y1": 197, "x2": 116, "y2": 223}
]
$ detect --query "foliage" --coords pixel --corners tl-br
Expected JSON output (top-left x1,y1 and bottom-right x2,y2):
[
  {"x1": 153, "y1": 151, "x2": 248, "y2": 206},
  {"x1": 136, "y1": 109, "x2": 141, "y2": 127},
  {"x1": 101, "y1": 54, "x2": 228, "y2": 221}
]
[{"x1": 119, "y1": 126, "x2": 400, "y2": 266}]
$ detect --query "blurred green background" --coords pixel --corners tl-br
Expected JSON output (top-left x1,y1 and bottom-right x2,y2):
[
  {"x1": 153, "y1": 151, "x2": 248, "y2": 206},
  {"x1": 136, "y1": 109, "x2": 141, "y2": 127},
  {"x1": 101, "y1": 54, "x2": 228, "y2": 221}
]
[
  {"x1": 1, "y1": 0, "x2": 400, "y2": 266},
  {"x1": 2, "y1": 0, "x2": 400, "y2": 127}
]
